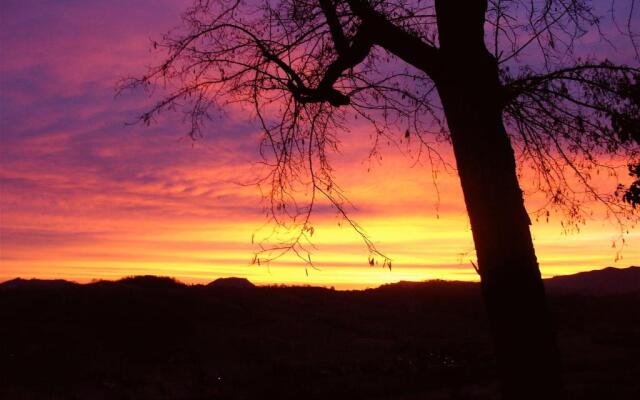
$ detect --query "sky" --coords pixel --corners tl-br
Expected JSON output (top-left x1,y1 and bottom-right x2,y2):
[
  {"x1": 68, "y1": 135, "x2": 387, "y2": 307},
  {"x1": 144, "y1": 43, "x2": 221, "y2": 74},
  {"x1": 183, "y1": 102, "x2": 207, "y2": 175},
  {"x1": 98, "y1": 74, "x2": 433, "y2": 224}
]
[{"x1": 1, "y1": 0, "x2": 638, "y2": 289}]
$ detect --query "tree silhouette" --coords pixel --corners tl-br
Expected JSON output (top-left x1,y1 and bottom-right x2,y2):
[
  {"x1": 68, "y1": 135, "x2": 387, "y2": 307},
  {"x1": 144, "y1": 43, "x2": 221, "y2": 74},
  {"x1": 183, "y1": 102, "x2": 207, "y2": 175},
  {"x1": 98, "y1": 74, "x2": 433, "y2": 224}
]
[{"x1": 123, "y1": 0, "x2": 639, "y2": 398}]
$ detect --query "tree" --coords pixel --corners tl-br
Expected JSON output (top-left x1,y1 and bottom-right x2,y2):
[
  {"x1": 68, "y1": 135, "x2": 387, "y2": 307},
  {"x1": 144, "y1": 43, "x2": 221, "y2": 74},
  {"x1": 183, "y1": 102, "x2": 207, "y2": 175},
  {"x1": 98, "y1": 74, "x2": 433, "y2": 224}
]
[{"x1": 123, "y1": 0, "x2": 639, "y2": 398}]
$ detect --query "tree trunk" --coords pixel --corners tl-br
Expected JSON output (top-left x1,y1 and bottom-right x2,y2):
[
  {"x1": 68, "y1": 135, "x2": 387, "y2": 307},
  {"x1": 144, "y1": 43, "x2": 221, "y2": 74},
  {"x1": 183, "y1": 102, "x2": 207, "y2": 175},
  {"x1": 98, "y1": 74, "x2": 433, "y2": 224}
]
[
  {"x1": 440, "y1": 76, "x2": 565, "y2": 400},
  {"x1": 433, "y1": 1, "x2": 565, "y2": 398}
]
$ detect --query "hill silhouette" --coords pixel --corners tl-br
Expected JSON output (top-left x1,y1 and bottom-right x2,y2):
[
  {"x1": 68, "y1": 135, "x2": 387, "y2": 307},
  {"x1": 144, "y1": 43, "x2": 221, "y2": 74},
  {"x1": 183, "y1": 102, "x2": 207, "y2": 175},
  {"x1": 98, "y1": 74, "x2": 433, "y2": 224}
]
[
  {"x1": 1, "y1": 267, "x2": 638, "y2": 399},
  {"x1": 0, "y1": 278, "x2": 77, "y2": 290},
  {"x1": 544, "y1": 266, "x2": 640, "y2": 295},
  {"x1": 207, "y1": 277, "x2": 255, "y2": 289},
  {"x1": 114, "y1": 275, "x2": 185, "y2": 290},
  {"x1": 3, "y1": 265, "x2": 638, "y2": 294}
]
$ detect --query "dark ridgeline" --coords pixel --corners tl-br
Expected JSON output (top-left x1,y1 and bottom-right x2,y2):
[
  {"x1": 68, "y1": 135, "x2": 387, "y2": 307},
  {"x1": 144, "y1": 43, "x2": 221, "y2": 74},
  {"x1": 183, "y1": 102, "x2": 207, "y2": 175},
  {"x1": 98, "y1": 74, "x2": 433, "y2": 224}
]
[
  {"x1": 120, "y1": 1, "x2": 640, "y2": 397},
  {"x1": 208, "y1": 277, "x2": 256, "y2": 289},
  {"x1": 545, "y1": 266, "x2": 640, "y2": 296},
  {"x1": 1, "y1": 268, "x2": 639, "y2": 400}
]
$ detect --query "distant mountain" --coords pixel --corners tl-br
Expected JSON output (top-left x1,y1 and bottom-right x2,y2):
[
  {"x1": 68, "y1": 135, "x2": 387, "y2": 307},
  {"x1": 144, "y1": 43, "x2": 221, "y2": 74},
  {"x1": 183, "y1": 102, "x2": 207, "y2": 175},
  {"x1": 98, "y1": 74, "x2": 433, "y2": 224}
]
[
  {"x1": 368, "y1": 267, "x2": 640, "y2": 296},
  {"x1": 113, "y1": 275, "x2": 185, "y2": 290},
  {"x1": 207, "y1": 277, "x2": 255, "y2": 289},
  {"x1": 0, "y1": 278, "x2": 77, "y2": 290},
  {"x1": 1, "y1": 267, "x2": 638, "y2": 295},
  {"x1": 544, "y1": 266, "x2": 640, "y2": 296}
]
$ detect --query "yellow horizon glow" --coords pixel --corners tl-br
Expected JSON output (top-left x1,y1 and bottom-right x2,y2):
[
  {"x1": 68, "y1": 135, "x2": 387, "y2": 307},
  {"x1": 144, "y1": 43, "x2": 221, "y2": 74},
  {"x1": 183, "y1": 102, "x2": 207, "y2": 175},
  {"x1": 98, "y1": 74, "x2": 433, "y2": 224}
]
[{"x1": 2, "y1": 163, "x2": 637, "y2": 290}]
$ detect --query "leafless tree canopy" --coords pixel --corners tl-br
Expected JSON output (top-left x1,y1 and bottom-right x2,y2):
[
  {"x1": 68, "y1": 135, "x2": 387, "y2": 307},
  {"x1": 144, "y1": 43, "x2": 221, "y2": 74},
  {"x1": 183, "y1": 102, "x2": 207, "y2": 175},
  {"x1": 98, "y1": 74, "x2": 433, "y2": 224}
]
[{"x1": 122, "y1": 0, "x2": 640, "y2": 265}]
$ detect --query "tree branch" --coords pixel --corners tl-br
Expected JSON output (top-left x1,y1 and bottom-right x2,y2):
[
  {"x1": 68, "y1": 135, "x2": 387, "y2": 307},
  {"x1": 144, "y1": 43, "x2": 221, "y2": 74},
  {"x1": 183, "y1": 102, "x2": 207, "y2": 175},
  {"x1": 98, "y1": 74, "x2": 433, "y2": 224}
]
[
  {"x1": 319, "y1": 0, "x2": 348, "y2": 55},
  {"x1": 345, "y1": 0, "x2": 443, "y2": 78},
  {"x1": 505, "y1": 62, "x2": 640, "y2": 101}
]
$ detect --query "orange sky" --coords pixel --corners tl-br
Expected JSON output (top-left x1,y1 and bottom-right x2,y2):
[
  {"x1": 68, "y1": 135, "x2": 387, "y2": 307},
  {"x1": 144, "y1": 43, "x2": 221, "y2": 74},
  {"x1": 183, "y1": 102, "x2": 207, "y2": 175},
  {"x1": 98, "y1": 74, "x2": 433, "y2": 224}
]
[{"x1": 1, "y1": 0, "x2": 638, "y2": 289}]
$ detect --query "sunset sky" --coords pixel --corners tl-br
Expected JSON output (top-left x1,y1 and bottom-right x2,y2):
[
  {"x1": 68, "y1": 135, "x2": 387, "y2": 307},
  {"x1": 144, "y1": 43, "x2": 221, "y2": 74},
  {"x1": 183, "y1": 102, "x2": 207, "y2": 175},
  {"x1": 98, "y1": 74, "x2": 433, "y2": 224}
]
[{"x1": 1, "y1": 0, "x2": 638, "y2": 289}]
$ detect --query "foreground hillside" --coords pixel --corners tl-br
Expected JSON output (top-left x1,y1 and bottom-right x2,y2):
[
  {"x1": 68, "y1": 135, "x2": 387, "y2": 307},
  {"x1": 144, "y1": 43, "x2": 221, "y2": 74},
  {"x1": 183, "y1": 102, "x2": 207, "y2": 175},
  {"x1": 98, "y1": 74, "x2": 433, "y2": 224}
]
[{"x1": 1, "y1": 269, "x2": 639, "y2": 399}]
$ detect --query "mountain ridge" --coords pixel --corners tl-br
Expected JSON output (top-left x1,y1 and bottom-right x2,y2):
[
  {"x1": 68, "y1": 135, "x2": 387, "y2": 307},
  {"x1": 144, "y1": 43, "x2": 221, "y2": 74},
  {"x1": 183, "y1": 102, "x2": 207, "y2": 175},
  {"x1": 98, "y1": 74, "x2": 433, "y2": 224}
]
[{"x1": 2, "y1": 266, "x2": 638, "y2": 295}]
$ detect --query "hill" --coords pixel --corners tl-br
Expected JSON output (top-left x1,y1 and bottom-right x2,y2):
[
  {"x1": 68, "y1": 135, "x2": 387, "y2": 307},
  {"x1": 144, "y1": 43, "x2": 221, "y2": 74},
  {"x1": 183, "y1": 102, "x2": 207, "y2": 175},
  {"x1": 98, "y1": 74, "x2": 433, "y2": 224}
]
[
  {"x1": 1, "y1": 266, "x2": 638, "y2": 399},
  {"x1": 375, "y1": 266, "x2": 640, "y2": 296},
  {"x1": 544, "y1": 266, "x2": 640, "y2": 295},
  {"x1": 207, "y1": 277, "x2": 255, "y2": 289},
  {"x1": 3, "y1": 266, "x2": 638, "y2": 294},
  {"x1": 0, "y1": 278, "x2": 77, "y2": 290}
]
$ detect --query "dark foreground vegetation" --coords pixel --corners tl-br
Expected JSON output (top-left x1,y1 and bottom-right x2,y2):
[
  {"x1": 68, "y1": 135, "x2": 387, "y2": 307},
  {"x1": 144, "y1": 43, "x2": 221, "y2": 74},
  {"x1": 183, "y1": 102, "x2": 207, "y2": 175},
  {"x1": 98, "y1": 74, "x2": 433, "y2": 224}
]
[{"x1": 1, "y1": 267, "x2": 639, "y2": 400}]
